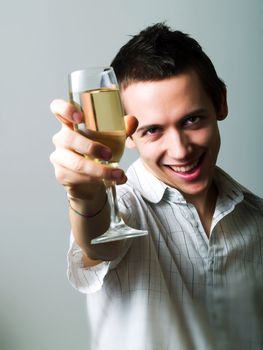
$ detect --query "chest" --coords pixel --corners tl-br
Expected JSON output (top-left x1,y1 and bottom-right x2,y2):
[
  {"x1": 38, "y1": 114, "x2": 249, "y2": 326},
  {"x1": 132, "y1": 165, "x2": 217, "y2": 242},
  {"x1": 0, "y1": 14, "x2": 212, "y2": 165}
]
[{"x1": 133, "y1": 200, "x2": 263, "y2": 292}]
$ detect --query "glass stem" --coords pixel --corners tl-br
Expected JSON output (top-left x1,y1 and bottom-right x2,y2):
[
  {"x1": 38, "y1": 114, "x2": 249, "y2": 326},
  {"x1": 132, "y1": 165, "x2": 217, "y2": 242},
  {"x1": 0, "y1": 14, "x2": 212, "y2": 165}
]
[{"x1": 106, "y1": 183, "x2": 121, "y2": 226}]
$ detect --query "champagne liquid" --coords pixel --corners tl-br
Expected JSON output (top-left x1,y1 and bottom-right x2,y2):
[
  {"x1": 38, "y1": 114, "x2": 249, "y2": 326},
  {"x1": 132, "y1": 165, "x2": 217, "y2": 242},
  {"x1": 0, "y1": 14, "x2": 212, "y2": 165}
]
[
  {"x1": 69, "y1": 88, "x2": 125, "y2": 163},
  {"x1": 82, "y1": 129, "x2": 126, "y2": 164}
]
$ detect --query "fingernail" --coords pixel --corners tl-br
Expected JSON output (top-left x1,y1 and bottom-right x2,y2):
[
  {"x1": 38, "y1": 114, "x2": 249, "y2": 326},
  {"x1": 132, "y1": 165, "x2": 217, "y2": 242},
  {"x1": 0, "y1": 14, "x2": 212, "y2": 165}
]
[
  {"x1": 112, "y1": 169, "x2": 124, "y2": 179},
  {"x1": 100, "y1": 148, "x2": 112, "y2": 160},
  {"x1": 73, "y1": 112, "x2": 82, "y2": 123}
]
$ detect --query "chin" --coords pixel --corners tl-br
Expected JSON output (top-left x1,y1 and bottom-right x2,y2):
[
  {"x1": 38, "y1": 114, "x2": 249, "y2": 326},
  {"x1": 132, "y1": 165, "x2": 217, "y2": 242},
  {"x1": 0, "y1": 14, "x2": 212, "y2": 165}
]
[{"x1": 173, "y1": 179, "x2": 211, "y2": 196}]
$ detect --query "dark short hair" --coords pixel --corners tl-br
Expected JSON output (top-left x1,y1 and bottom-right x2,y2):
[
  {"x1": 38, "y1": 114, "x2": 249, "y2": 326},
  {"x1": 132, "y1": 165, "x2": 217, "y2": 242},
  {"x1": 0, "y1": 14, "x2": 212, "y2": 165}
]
[{"x1": 111, "y1": 23, "x2": 226, "y2": 113}]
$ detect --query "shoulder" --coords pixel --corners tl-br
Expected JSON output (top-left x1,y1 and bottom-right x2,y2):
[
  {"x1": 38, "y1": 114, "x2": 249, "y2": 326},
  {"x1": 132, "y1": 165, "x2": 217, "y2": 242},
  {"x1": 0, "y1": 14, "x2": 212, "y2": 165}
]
[
  {"x1": 116, "y1": 161, "x2": 156, "y2": 229},
  {"x1": 117, "y1": 158, "x2": 149, "y2": 206},
  {"x1": 117, "y1": 180, "x2": 148, "y2": 211},
  {"x1": 216, "y1": 167, "x2": 263, "y2": 215},
  {"x1": 119, "y1": 158, "x2": 167, "y2": 202},
  {"x1": 243, "y1": 192, "x2": 263, "y2": 215}
]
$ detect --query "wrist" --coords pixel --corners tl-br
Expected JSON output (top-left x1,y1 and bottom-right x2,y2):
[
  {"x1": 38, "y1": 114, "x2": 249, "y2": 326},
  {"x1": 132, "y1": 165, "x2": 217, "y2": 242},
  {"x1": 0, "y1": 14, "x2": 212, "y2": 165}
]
[
  {"x1": 67, "y1": 185, "x2": 107, "y2": 217},
  {"x1": 68, "y1": 192, "x2": 108, "y2": 218}
]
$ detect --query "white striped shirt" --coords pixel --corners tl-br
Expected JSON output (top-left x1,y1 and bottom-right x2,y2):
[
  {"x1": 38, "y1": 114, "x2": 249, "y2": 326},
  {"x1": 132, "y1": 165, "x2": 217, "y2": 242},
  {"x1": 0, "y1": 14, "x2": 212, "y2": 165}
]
[{"x1": 68, "y1": 158, "x2": 263, "y2": 350}]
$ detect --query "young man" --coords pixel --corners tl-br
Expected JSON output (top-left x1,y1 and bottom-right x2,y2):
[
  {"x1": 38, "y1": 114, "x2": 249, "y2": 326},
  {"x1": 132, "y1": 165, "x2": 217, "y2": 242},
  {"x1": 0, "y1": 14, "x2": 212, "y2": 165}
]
[{"x1": 50, "y1": 24, "x2": 263, "y2": 350}]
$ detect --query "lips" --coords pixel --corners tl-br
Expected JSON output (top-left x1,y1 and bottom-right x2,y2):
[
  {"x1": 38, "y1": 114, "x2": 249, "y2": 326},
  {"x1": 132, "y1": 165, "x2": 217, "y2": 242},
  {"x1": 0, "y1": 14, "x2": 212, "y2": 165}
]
[
  {"x1": 166, "y1": 153, "x2": 204, "y2": 173},
  {"x1": 163, "y1": 153, "x2": 206, "y2": 182},
  {"x1": 168, "y1": 159, "x2": 199, "y2": 173}
]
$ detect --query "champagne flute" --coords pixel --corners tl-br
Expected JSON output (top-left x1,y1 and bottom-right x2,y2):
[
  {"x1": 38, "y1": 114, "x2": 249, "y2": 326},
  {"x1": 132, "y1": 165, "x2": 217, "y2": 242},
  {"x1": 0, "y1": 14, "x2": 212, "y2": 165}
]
[{"x1": 68, "y1": 67, "x2": 148, "y2": 244}]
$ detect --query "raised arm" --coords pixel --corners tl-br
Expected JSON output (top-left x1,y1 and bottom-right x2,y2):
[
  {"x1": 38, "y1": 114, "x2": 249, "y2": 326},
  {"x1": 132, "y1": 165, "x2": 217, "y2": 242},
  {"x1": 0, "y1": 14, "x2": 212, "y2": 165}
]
[{"x1": 49, "y1": 99, "x2": 137, "y2": 266}]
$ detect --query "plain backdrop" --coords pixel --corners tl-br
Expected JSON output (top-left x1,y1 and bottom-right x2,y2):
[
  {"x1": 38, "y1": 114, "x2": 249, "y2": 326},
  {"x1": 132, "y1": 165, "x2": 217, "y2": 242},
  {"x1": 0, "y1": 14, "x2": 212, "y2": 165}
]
[{"x1": 0, "y1": 0, "x2": 262, "y2": 349}]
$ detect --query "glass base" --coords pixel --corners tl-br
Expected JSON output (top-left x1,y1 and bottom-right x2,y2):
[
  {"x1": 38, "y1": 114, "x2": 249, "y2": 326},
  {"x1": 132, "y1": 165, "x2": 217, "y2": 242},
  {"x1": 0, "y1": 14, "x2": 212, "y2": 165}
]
[{"x1": 91, "y1": 219, "x2": 148, "y2": 244}]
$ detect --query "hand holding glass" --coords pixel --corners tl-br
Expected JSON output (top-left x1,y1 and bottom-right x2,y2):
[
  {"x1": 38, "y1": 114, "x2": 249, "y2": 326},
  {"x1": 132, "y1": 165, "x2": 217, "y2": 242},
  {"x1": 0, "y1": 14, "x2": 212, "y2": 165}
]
[{"x1": 68, "y1": 67, "x2": 148, "y2": 244}]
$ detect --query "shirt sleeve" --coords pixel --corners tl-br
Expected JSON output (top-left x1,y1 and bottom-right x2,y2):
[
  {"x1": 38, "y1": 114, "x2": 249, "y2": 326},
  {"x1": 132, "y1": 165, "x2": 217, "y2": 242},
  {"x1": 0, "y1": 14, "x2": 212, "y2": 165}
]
[
  {"x1": 67, "y1": 234, "x2": 111, "y2": 294},
  {"x1": 67, "y1": 189, "x2": 135, "y2": 294},
  {"x1": 67, "y1": 231, "x2": 134, "y2": 294}
]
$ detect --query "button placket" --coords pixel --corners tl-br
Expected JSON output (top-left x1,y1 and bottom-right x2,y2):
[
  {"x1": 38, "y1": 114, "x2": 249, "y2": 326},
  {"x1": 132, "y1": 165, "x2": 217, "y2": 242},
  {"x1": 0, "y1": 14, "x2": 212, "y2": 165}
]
[{"x1": 184, "y1": 204, "x2": 209, "y2": 257}]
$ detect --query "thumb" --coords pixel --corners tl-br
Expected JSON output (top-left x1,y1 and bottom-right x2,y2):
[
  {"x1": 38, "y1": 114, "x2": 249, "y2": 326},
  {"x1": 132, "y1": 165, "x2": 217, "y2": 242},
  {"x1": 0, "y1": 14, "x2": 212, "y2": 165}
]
[
  {"x1": 50, "y1": 99, "x2": 82, "y2": 129},
  {"x1": 124, "y1": 115, "x2": 138, "y2": 138}
]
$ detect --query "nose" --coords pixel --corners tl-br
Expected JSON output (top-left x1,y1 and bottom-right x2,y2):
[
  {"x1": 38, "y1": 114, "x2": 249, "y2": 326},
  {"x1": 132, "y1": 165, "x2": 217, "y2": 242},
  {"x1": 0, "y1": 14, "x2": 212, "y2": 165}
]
[{"x1": 165, "y1": 129, "x2": 193, "y2": 161}]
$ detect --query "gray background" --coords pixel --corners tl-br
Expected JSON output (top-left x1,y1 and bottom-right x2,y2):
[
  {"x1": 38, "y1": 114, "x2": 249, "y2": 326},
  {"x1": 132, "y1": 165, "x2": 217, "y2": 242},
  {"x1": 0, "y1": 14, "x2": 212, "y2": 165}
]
[{"x1": 0, "y1": 0, "x2": 262, "y2": 349}]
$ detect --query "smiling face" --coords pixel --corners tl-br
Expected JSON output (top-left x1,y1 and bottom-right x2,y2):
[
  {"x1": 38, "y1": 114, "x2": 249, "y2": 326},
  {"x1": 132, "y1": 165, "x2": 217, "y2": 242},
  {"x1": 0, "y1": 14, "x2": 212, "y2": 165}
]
[{"x1": 121, "y1": 71, "x2": 227, "y2": 203}]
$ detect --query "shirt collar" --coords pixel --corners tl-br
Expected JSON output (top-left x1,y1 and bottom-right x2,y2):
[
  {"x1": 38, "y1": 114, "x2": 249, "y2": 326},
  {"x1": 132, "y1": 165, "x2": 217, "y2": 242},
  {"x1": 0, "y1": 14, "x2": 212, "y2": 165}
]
[
  {"x1": 127, "y1": 158, "x2": 248, "y2": 207},
  {"x1": 126, "y1": 158, "x2": 187, "y2": 204},
  {"x1": 213, "y1": 167, "x2": 245, "y2": 208}
]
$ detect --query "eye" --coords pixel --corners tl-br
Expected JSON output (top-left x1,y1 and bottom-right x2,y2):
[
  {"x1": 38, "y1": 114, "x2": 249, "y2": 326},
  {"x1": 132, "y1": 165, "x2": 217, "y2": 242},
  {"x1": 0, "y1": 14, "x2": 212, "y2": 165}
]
[
  {"x1": 145, "y1": 126, "x2": 162, "y2": 135},
  {"x1": 183, "y1": 115, "x2": 201, "y2": 127}
]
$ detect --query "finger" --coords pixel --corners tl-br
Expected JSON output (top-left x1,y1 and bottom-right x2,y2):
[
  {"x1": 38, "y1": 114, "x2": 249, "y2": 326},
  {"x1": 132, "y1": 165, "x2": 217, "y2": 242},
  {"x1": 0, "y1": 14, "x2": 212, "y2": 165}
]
[
  {"x1": 53, "y1": 163, "x2": 97, "y2": 186},
  {"x1": 50, "y1": 99, "x2": 82, "y2": 127},
  {"x1": 52, "y1": 164, "x2": 127, "y2": 189},
  {"x1": 50, "y1": 148, "x2": 126, "y2": 183},
  {"x1": 52, "y1": 124, "x2": 112, "y2": 161},
  {"x1": 124, "y1": 115, "x2": 138, "y2": 137}
]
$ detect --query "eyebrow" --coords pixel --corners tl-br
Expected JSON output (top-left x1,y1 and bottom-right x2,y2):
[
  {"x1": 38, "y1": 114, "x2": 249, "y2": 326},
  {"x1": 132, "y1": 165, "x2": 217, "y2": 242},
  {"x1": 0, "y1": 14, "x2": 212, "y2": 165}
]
[{"x1": 136, "y1": 108, "x2": 209, "y2": 134}]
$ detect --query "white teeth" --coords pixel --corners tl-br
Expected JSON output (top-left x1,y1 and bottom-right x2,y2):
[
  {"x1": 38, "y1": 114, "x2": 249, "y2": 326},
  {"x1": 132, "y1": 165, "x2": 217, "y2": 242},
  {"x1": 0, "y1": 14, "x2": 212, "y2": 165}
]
[{"x1": 169, "y1": 159, "x2": 199, "y2": 173}]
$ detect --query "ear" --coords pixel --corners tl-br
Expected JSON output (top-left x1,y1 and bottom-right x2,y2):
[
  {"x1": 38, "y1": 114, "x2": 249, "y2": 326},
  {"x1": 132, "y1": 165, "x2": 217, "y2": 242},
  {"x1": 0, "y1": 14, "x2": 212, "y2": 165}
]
[
  {"x1": 125, "y1": 136, "x2": 136, "y2": 149},
  {"x1": 217, "y1": 87, "x2": 228, "y2": 121}
]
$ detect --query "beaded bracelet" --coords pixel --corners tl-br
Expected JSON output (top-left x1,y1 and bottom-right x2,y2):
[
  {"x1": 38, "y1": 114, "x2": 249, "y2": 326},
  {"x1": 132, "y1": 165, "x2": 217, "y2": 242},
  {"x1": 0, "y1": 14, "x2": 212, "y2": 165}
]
[{"x1": 68, "y1": 194, "x2": 108, "y2": 218}]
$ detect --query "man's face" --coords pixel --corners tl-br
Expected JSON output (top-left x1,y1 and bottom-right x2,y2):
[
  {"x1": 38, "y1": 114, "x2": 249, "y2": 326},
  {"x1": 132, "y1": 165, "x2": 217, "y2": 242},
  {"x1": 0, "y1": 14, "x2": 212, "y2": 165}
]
[{"x1": 121, "y1": 71, "x2": 227, "y2": 202}]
